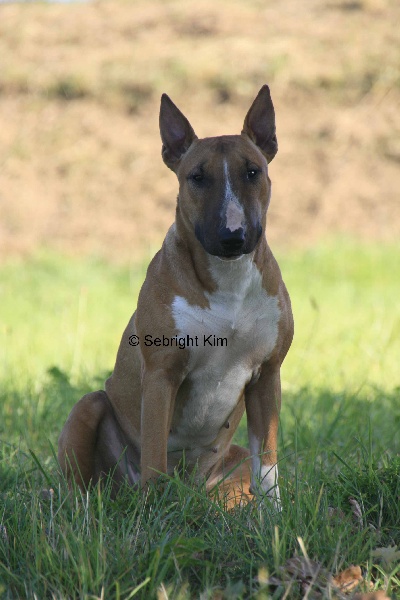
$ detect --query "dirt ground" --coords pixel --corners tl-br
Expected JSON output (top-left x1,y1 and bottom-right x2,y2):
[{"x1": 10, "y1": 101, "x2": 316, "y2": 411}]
[{"x1": 0, "y1": 0, "x2": 399, "y2": 261}]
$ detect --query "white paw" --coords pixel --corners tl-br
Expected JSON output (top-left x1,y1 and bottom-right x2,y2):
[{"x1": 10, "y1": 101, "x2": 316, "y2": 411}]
[{"x1": 250, "y1": 464, "x2": 281, "y2": 511}]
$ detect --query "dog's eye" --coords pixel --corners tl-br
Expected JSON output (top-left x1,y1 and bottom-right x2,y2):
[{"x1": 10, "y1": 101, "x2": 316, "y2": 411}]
[
  {"x1": 191, "y1": 172, "x2": 204, "y2": 183},
  {"x1": 247, "y1": 169, "x2": 258, "y2": 179}
]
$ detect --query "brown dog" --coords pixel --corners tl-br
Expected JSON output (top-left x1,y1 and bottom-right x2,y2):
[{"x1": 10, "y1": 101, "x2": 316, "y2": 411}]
[{"x1": 58, "y1": 85, "x2": 294, "y2": 509}]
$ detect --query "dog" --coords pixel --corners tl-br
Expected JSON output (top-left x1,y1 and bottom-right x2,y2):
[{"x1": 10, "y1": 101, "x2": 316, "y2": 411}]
[{"x1": 58, "y1": 85, "x2": 294, "y2": 509}]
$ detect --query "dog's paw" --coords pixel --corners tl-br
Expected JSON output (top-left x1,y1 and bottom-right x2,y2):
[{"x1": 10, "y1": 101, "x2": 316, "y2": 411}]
[
  {"x1": 250, "y1": 465, "x2": 281, "y2": 511},
  {"x1": 249, "y1": 484, "x2": 281, "y2": 512}
]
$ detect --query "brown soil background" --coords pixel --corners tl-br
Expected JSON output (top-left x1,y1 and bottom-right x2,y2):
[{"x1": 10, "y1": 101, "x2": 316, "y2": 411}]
[{"x1": 0, "y1": 0, "x2": 399, "y2": 261}]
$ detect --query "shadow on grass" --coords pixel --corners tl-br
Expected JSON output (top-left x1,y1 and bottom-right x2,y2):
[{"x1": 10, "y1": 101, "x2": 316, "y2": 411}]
[
  {"x1": 278, "y1": 386, "x2": 400, "y2": 530},
  {"x1": 0, "y1": 377, "x2": 399, "y2": 597},
  {"x1": 0, "y1": 366, "x2": 110, "y2": 489}
]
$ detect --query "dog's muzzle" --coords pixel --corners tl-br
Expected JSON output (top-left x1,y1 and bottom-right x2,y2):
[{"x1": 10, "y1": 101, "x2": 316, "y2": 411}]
[
  {"x1": 195, "y1": 221, "x2": 262, "y2": 259},
  {"x1": 218, "y1": 227, "x2": 246, "y2": 257}
]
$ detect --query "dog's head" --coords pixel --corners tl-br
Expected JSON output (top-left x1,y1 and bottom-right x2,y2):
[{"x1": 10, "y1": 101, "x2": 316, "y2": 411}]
[{"x1": 159, "y1": 85, "x2": 278, "y2": 259}]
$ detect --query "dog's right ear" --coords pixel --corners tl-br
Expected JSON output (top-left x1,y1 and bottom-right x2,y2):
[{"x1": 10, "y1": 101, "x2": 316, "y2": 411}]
[{"x1": 159, "y1": 94, "x2": 197, "y2": 172}]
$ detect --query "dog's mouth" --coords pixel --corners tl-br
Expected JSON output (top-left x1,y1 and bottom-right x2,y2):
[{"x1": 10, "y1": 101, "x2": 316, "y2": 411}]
[
  {"x1": 217, "y1": 250, "x2": 245, "y2": 261},
  {"x1": 218, "y1": 254, "x2": 245, "y2": 262}
]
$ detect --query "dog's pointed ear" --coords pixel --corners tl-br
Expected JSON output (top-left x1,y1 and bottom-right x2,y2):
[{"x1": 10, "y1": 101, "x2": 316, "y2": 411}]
[
  {"x1": 159, "y1": 94, "x2": 197, "y2": 171},
  {"x1": 242, "y1": 85, "x2": 278, "y2": 163}
]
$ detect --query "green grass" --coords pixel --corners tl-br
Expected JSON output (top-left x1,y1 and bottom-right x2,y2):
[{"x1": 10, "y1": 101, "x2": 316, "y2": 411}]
[{"x1": 1, "y1": 240, "x2": 400, "y2": 598}]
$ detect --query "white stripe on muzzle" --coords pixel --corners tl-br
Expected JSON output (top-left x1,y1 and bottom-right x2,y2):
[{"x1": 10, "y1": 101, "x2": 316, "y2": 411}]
[{"x1": 223, "y1": 159, "x2": 244, "y2": 232}]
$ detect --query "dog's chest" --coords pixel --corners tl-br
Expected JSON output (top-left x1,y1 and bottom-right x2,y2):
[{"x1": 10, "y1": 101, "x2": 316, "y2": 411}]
[{"x1": 169, "y1": 257, "x2": 280, "y2": 449}]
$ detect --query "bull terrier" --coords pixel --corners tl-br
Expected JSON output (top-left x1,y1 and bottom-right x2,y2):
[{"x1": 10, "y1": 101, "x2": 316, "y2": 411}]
[{"x1": 58, "y1": 85, "x2": 294, "y2": 509}]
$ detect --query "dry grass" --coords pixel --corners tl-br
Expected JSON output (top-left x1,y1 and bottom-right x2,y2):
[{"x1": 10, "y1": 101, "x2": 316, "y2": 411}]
[{"x1": 0, "y1": 0, "x2": 399, "y2": 261}]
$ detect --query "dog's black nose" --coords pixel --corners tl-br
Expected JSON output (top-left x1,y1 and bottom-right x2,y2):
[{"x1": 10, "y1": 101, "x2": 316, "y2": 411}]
[{"x1": 219, "y1": 227, "x2": 245, "y2": 254}]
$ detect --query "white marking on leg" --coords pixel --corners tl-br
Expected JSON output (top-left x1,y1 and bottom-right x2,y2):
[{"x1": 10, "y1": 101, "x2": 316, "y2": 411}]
[
  {"x1": 260, "y1": 464, "x2": 280, "y2": 506},
  {"x1": 223, "y1": 159, "x2": 244, "y2": 232},
  {"x1": 249, "y1": 428, "x2": 281, "y2": 510}
]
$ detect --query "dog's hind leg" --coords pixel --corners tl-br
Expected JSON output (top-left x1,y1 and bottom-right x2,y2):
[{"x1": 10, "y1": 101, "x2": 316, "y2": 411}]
[
  {"x1": 207, "y1": 445, "x2": 253, "y2": 510},
  {"x1": 58, "y1": 390, "x2": 140, "y2": 492}
]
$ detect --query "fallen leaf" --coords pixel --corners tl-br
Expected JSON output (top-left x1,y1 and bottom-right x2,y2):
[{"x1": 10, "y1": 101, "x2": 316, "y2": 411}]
[
  {"x1": 275, "y1": 556, "x2": 330, "y2": 597},
  {"x1": 353, "y1": 592, "x2": 390, "y2": 600},
  {"x1": 265, "y1": 557, "x2": 386, "y2": 599},
  {"x1": 372, "y1": 545, "x2": 400, "y2": 569},
  {"x1": 332, "y1": 565, "x2": 363, "y2": 592},
  {"x1": 283, "y1": 556, "x2": 323, "y2": 580}
]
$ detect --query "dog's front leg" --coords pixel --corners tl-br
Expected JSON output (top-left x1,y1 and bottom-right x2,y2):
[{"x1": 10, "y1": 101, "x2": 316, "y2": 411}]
[
  {"x1": 245, "y1": 360, "x2": 282, "y2": 510},
  {"x1": 140, "y1": 368, "x2": 180, "y2": 488}
]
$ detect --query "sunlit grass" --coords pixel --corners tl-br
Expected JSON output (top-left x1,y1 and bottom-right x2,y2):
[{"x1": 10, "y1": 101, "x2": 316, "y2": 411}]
[
  {"x1": 280, "y1": 238, "x2": 400, "y2": 393},
  {"x1": 2, "y1": 239, "x2": 399, "y2": 392}
]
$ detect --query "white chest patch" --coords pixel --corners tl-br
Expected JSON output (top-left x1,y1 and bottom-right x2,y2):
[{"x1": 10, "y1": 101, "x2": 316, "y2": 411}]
[{"x1": 169, "y1": 255, "x2": 280, "y2": 453}]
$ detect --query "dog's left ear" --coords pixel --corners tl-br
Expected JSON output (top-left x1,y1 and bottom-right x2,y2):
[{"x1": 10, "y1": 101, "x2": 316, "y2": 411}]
[
  {"x1": 242, "y1": 85, "x2": 278, "y2": 163},
  {"x1": 160, "y1": 94, "x2": 198, "y2": 172}
]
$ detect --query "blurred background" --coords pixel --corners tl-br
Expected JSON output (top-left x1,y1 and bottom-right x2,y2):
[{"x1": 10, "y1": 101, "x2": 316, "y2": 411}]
[{"x1": 1, "y1": 0, "x2": 399, "y2": 262}]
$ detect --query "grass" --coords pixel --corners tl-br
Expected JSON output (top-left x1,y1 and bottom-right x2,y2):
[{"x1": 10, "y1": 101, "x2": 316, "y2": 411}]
[{"x1": 1, "y1": 240, "x2": 400, "y2": 598}]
